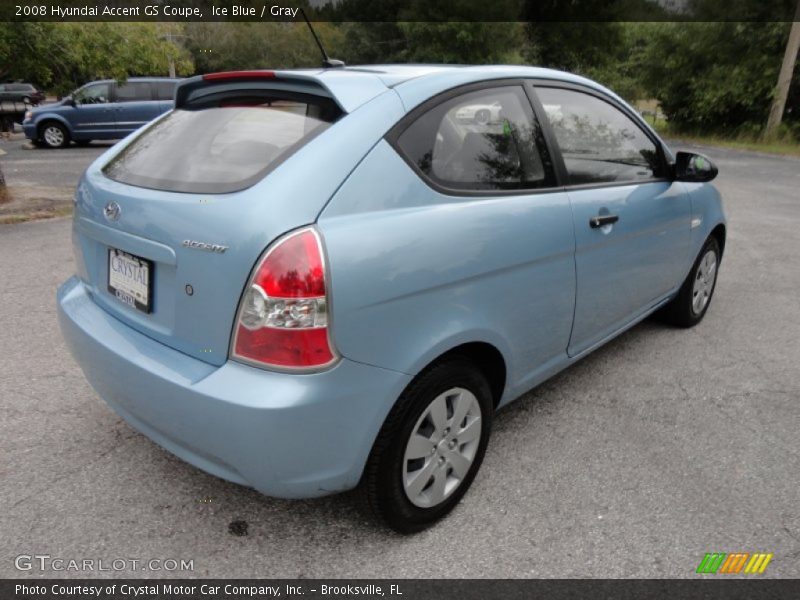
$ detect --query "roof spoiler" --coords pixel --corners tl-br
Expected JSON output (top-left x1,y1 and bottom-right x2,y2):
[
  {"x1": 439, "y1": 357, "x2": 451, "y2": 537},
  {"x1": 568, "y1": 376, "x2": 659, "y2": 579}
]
[{"x1": 174, "y1": 71, "x2": 338, "y2": 110}]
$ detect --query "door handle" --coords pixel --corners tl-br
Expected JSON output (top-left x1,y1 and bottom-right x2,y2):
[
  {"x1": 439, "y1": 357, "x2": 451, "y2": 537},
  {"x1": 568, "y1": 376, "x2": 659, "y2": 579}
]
[{"x1": 590, "y1": 214, "x2": 619, "y2": 228}]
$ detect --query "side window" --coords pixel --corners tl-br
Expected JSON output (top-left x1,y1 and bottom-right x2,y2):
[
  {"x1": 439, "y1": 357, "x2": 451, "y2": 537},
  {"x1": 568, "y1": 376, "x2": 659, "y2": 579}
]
[
  {"x1": 536, "y1": 87, "x2": 662, "y2": 185},
  {"x1": 154, "y1": 81, "x2": 176, "y2": 101},
  {"x1": 75, "y1": 83, "x2": 110, "y2": 105},
  {"x1": 115, "y1": 82, "x2": 153, "y2": 103},
  {"x1": 395, "y1": 86, "x2": 556, "y2": 191}
]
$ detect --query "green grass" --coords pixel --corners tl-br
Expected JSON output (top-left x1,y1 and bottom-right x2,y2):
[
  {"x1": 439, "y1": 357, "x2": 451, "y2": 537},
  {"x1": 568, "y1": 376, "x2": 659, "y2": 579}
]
[
  {"x1": 0, "y1": 205, "x2": 73, "y2": 225},
  {"x1": 648, "y1": 117, "x2": 800, "y2": 157}
]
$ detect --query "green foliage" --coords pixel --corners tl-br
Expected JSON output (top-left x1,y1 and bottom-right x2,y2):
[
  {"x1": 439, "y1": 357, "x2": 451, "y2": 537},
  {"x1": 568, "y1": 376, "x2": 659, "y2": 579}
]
[
  {"x1": 2, "y1": 15, "x2": 797, "y2": 139},
  {"x1": 396, "y1": 22, "x2": 526, "y2": 64},
  {"x1": 324, "y1": 0, "x2": 526, "y2": 64},
  {"x1": 184, "y1": 22, "x2": 346, "y2": 72},
  {"x1": 0, "y1": 22, "x2": 193, "y2": 95},
  {"x1": 637, "y1": 22, "x2": 797, "y2": 132}
]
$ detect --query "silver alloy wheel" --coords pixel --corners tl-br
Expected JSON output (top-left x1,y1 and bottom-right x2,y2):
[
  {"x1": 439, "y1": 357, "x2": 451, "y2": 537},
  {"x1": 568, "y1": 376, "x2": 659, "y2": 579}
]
[
  {"x1": 43, "y1": 125, "x2": 64, "y2": 147},
  {"x1": 402, "y1": 387, "x2": 482, "y2": 508},
  {"x1": 692, "y1": 249, "x2": 718, "y2": 315}
]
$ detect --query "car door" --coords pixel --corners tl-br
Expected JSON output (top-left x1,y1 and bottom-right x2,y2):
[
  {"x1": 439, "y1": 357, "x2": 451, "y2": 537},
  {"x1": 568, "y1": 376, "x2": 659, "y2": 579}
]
[
  {"x1": 112, "y1": 81, "x2": 161, "y2": 136},
  {"x1": 71, "y1": 82, "x2": 116, "y2": 138},
  {"x1": 532, "y1": 84, "x2": 691, "y2": 357}
]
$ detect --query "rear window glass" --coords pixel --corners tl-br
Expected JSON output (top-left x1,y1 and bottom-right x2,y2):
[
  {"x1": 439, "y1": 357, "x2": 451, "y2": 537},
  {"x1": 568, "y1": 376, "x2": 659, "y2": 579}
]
[{"x1": 103, "y1": 95, "x2": 342, "y2": 194}]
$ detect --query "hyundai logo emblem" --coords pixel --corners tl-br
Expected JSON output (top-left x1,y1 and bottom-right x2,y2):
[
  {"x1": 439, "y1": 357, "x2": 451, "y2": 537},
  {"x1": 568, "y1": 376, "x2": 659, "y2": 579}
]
[{"x1": 103, "y1": 201, "x2": 121, "y2": 222}]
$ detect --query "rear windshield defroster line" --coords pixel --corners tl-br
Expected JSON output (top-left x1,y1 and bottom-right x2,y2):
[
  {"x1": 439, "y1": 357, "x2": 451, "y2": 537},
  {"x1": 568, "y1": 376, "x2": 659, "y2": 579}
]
[{"x1": 103, "y1": 94, "x2": 342, "y2": 194}]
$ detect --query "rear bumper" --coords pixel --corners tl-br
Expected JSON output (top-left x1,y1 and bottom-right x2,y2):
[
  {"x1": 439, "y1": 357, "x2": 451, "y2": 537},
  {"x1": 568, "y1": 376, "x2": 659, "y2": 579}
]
[{"x1": 57, "y1": 276, "x2": 411, "y2": 498}]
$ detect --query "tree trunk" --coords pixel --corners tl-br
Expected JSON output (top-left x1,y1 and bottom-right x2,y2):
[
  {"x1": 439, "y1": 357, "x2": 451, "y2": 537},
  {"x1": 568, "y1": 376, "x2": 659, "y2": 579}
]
[{"x1": 765, "y1": 3, "x2": 800, "y2": 137}]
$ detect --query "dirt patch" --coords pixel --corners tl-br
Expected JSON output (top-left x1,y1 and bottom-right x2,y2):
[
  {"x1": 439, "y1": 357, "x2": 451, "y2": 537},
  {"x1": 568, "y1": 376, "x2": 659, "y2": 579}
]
[{"x1": 0, "y1": 184, "x2": 74, "y2": 224}]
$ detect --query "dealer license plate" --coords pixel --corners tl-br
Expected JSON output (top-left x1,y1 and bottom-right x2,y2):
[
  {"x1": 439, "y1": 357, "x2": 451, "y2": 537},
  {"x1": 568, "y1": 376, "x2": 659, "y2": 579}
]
[{"x1": 107, "y1": 248, "x2": 152, "y2": 313}]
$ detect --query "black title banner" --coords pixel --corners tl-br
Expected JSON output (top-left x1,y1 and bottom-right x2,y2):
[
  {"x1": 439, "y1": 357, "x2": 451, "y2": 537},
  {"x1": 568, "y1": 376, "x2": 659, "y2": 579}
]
[
  {"x1": 4, "y1": 579, "x2": 800, "y2": 600},
  {"x1": 3, "y1": 0, "x2": 799, "y2": 22}
]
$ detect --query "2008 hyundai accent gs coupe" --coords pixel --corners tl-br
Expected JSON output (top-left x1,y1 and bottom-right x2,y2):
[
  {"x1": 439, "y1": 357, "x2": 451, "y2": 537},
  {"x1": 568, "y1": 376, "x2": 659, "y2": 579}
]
[{"x1": 57, "y1": 65, "x2": 725, "y2": 533}]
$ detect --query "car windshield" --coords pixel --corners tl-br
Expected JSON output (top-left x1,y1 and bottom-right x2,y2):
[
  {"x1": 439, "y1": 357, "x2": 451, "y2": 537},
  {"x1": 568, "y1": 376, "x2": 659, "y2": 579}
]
[{"x1": 103, "y1": 96, "x2": 342, "y2": 194}]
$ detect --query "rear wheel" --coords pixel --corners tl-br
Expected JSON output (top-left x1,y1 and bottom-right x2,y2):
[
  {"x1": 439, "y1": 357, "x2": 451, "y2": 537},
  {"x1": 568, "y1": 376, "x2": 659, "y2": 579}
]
[
  {"x1": 363, "y1": 357, "x2": 493, "y2": 533},
  {"x1": 40, "y1": 122, "x2": 69, "y2": 149},
  {"x1": 659, "y1": 236, "x2": 720, "y2": 327}
]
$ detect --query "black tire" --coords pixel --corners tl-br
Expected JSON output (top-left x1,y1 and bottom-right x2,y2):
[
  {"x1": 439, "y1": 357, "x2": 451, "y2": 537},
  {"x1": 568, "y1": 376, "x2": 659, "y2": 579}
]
[
  {"x1": 39, "y1": 121, "x2": 69, "y2": 149},
  {"x1": 658, "y1": 236, "x2": 721, "y2": 328},
  {"x1": 363, "y1": 356, "x2": 493, "y2": 534}
]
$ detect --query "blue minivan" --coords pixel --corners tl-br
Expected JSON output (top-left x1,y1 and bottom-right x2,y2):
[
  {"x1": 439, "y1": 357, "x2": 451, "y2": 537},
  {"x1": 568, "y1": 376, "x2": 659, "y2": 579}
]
[
  {"x1": 23, "y1": 77, "x2": 180, "y2": 148},
  {"x1": 57, "y1": 65, "x2": 725, "y2": 532}
]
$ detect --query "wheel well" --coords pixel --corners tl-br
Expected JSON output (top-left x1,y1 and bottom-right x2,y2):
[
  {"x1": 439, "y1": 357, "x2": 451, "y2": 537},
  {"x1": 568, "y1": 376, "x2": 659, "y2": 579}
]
[
  {"x1": 429, "y1": 342, "x2": 507, "y2": 408},
  {"x1": 710, "y1": 224, "x2": 726, "y2": 258},
  {"x1": 38, "y1": 119, "x2": 67, "y2": 138}
]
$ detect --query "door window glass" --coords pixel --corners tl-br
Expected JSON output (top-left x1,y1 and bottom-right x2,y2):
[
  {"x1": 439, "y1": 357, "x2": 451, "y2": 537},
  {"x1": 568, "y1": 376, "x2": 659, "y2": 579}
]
[
  {"x1": 154, "y1": 81, "x2": 177, "y2": 101},
  {"x1": 536, "y1": 87, "x2": 662, "y2": 185},
  {"x1": 115, "y1": 82, "x2": 152, "y2": 103},
  {"x1": 75, "y1": 83, "x2": 110, "y2": 105},
  {"x1": 396, "y1": 86, "x2": 556, "y2": 191}
]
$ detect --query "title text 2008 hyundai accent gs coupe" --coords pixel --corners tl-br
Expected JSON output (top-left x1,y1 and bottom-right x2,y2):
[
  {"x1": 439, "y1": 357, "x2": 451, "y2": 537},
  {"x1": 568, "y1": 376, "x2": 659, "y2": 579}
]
[{"x1": 57, "y1": 65, "x2": 725, "y2": 533}]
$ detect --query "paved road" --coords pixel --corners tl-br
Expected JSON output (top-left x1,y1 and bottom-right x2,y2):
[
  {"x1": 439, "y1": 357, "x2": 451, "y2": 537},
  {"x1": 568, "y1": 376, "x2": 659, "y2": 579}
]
[
  {"x1": 1, "y1": 143, "x2": 799, "y2": 578},
  {"x1": 0, "y1": 137, "x2": 111, "y2": 188}
]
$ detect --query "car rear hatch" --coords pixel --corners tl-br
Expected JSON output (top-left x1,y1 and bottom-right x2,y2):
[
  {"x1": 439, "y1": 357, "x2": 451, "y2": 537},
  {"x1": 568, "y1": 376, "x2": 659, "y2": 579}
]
[{"x1": 71, "y1": 70, "x2": 402, "y2": 366}]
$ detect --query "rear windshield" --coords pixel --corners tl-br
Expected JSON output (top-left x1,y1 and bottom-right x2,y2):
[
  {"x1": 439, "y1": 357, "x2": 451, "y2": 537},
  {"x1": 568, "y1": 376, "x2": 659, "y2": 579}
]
[{"x1": 103, "y1": 94, "x2": 342, "y2": 194}]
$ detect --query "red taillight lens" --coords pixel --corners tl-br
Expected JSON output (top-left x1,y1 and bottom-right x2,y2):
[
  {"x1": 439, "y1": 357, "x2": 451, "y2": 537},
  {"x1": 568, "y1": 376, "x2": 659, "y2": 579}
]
[{"x1": 232, "y1": 228, "x2": 335, "y2": 369}]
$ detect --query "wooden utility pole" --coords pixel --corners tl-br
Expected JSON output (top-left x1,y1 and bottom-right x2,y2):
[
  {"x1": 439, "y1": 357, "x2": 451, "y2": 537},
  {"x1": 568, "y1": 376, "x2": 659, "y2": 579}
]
[{"x1": 765, "y1": 1, "x2": 800, "y2": 137}]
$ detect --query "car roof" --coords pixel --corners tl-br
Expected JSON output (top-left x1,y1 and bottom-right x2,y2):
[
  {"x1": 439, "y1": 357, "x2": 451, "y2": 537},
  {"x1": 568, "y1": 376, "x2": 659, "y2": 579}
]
[
  {"x1": 254, "y1": 64, "x2": 616, "y2": 113},
  {"x1": 85, "y1": 77, "x2": 182, "y2": 85}
]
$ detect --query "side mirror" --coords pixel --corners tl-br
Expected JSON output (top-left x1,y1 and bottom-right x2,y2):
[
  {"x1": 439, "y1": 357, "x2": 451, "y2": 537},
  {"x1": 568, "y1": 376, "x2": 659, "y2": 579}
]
[
  {"x1": 64, "y1": 96, "x2": 76, "y2": 107},
  {"x1": 674, "y1": 151, "x2": 718, "y2": 182}
]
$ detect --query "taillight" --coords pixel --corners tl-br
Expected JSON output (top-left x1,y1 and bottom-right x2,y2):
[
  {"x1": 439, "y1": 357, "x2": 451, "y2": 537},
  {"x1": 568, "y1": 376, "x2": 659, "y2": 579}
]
[{"x1": 231, "y1": 227, "x2": 336, "y2": 370}]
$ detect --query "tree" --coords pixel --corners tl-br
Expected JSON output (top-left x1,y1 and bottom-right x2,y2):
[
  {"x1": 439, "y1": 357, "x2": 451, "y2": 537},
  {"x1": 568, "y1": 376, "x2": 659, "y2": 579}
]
[
  {"x1": 638, "y1": 22, "x2": 797, "y2": 132},
  {"x1": 184, "y1": 22, "x2": 346, "y2": 72},
  {"x1": 765, "y1": 1, "x2": 800, "y2": 136},
  {"x1": 0, "y1": 23, "x2": 193, "y2": 95},
  {"x1": 397, "y1": 22, "x2": 526, "y2": 64}
]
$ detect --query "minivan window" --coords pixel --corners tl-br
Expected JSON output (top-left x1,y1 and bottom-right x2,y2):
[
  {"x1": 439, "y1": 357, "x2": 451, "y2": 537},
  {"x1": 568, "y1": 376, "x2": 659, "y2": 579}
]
[
  {"x1": 75, "y1": 83, "x2": 110, "y2": 105},
  {"x1": 154, "y1": 81, "x2": 177, "y2": 101},
  {"x1": 116, "y1": 82, "x2": 152, "y2": 102},
  {"x1": 395, "y1": 85, "x2": 556, "y2": 191},
  {"x1": 535, "y1": 87, "x2": 662, "y2": 185},
  {"x1": 103, "y1": 95, "x2": 342, "y2": 194}
]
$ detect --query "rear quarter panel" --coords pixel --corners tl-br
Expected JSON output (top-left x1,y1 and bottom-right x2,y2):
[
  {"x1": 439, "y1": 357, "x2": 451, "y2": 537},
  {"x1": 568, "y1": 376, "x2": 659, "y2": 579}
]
[{"x1": 319, "y1": 140, "x2": 576, "y2": 403}]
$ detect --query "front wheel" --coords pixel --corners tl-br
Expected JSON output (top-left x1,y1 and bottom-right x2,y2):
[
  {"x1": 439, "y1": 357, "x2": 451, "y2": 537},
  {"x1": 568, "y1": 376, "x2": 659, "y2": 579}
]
[
  {"x1": 659, "y1": 236, "x2": 721, "y2": 327},
  {"x1": 40, "y1": 122, "x2": 69, "y2": 149},
  {"x1": 363, "y1": 357, "x2": 493, "y2": 533}
]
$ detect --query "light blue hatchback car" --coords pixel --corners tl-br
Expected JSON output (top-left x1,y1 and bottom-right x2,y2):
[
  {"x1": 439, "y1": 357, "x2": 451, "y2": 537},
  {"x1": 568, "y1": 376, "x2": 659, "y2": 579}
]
[{"x1": 57, "y1": 65, "x2": 726, "y2": 532}]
